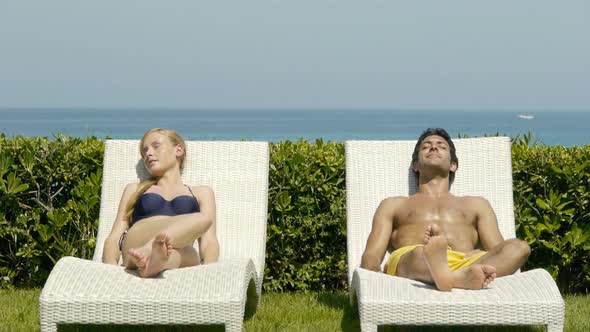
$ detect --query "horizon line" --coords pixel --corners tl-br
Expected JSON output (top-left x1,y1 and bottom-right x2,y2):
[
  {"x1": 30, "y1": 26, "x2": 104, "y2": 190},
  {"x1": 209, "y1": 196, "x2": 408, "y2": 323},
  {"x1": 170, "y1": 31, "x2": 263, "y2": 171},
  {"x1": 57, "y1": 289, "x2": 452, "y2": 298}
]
[{"x1": 0, "y1": 107, "x2": 589, "y2": 113}]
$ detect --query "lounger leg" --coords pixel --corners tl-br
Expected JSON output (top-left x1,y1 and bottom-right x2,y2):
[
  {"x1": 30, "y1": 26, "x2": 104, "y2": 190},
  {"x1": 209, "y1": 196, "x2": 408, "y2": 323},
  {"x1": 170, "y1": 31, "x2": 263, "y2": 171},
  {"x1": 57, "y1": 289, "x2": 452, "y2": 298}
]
[
  {"x1": 360, "y1": 321, "x2": 378, "y2": 332},
  {"x1": 547, "y1": 323, "x2": 564, "y2": 332},
  {"x1": 40, "y1": 321, "x2": 57, "y2": 332},
  {"x1": 225, "y1": 321, "x2": 243, "y2": 332}
]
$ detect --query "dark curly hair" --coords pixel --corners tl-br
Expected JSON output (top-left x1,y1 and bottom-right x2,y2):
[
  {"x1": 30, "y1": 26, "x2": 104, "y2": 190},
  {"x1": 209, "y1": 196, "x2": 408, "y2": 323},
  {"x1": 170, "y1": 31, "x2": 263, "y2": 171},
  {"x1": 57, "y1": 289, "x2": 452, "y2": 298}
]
[{"x1": 412, "y1": 128, "x2": 458, "y2": 178}]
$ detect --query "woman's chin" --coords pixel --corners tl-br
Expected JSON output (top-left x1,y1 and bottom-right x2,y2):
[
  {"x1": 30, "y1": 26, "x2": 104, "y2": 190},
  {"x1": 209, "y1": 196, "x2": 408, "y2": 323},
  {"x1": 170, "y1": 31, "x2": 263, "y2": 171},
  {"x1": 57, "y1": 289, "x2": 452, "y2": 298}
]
[{"x1": 147, "y1": 167, "x2": 164, "y2": 177}]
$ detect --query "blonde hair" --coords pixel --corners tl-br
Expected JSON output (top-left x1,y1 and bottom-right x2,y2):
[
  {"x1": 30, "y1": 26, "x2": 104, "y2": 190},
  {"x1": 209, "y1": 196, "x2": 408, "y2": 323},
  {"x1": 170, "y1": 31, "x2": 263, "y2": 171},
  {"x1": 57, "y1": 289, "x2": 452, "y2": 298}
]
[{"x1": 125, "y1": 128, "x2": 187, "y2": 222}]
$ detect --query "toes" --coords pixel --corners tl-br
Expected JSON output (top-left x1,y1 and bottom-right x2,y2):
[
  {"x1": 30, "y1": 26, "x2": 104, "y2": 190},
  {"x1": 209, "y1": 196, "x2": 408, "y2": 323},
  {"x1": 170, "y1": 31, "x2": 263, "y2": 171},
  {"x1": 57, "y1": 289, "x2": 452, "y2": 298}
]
[
  {"x1": 431, "y1": 224, "x2": 441, "y2": 236},
  {"x1": 156, "y1": 232, "x2": 171, "y2": 243},
  {"x1": 128, "y1": 249, "x2": 138, "y2": 258},
  {"x1": 128, "y1": 249, "x2": 142, "y2": 262},
  {"x1": 426, "y1": 225, "x2": 433, "y2": 237},
  {"x1": 481, "y1": 265, "x2": 496, "y2": 274},
  {"x1": 154, "y1": 233, "x2": 173, "y2": 253},
  {"x1": 488, "y1": 273, "x2": 497, "y2": 283},
  {"x1": 483, "y1": 271, "x2": 497, "y2": 288}
]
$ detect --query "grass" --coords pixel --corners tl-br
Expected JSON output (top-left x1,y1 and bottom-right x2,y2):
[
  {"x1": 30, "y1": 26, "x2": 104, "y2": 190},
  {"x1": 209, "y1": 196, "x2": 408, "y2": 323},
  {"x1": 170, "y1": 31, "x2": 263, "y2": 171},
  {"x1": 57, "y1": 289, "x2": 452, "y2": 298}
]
[
  {"x1": 1, "y1": 289, "x2": 588, "y2": 331},
  {"x1": 0, "y1": 288, "x2": 40, "y2": 331}
]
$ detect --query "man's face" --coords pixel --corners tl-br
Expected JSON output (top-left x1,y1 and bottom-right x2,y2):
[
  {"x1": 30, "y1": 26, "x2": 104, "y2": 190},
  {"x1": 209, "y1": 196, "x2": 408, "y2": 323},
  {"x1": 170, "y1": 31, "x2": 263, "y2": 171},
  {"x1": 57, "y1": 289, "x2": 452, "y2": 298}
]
[{"x1": 414, "y1": 135, "x2": 457, "y2": 174}]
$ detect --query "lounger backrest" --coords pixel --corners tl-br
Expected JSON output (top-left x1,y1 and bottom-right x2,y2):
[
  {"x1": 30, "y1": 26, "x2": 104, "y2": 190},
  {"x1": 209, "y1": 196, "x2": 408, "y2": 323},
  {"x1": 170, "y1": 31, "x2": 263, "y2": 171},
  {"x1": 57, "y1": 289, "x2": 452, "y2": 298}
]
[
  {"x1": 93, "y1": 140, "x2": 269, "y2": 284},
  {"x1": 345, "y1": 137, "x2": 515, "y2": 285}
]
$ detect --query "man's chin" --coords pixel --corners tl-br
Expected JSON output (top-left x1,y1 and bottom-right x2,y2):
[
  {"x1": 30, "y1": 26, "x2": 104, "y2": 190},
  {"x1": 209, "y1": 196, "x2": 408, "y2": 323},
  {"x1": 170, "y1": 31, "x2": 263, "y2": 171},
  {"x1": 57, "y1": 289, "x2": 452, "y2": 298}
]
[
  {"x1": 420, "y1": 163, "x2": 451, "y2": 173},
  {"x1": 423, "y1": 160, "x2": 446, "y2": 167}
]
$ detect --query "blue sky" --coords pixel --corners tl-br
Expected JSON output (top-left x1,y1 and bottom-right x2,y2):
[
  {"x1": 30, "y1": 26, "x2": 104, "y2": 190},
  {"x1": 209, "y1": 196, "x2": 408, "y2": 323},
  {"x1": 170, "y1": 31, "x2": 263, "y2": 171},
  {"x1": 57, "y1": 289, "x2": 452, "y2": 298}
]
[{"x1": 1, "y1": 1, "x2": 588, "y2": 110}]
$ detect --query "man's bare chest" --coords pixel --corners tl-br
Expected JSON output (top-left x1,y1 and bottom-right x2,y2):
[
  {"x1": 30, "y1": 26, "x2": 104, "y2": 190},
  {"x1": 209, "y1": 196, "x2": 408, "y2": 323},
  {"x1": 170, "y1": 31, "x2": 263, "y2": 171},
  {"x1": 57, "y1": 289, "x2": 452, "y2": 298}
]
[{"x1": 396, "y1": 199, "x2": 476, "y2": 228}]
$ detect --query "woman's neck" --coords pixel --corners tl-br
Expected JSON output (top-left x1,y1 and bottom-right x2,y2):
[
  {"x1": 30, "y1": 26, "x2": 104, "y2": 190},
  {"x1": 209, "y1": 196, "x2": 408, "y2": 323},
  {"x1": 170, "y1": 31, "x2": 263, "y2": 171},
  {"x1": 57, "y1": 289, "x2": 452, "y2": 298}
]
[{"x1": 155, "y1": 171, "x2": 183, "y2": 188}]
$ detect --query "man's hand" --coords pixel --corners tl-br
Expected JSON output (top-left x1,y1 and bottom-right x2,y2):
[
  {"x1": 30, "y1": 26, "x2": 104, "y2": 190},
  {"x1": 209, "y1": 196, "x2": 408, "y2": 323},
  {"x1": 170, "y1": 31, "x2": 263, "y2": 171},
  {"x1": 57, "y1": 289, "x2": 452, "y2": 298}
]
[{"x1": 361, "y1": 254, "x2": 382, "y2": 272}]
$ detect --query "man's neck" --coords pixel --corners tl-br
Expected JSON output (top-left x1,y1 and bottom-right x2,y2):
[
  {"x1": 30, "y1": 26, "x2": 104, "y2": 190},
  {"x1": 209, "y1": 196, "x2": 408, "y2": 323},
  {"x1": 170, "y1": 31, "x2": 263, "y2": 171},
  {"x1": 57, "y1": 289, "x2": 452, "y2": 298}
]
[{"x1": 417, "y1": 174, "x2": 451, "y2": 197}]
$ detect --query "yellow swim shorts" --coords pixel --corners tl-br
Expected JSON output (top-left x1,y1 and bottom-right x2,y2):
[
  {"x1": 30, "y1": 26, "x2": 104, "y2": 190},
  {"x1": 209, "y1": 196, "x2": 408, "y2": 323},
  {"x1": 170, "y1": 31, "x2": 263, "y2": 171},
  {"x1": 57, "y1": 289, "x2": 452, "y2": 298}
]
[{"x1": 385, "y1": 244, "x2": 487, "y2": 276}]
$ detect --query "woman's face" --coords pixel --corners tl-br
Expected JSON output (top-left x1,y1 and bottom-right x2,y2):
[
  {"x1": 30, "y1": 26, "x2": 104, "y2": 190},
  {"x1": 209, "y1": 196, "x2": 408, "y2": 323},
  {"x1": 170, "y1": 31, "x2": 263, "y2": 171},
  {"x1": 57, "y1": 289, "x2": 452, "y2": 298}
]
[{"x1": 141, "y1": 132, "x2": 183, "y2": 176}]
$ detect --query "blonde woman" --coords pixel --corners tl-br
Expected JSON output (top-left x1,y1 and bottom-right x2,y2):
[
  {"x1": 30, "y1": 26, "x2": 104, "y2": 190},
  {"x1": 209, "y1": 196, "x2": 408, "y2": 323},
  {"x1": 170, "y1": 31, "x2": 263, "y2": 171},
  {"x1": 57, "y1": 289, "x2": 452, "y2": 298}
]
[{"x1": 102, "y1": 128, "x2": 219, "y2": 277}]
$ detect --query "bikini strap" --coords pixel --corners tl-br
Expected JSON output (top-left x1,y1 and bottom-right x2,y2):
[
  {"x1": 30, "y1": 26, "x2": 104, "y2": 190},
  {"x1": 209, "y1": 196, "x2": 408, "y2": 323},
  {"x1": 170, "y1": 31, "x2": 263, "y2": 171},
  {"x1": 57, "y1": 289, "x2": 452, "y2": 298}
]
[{"x1": 185, "y1": 185, "x2": 197, "y2": 199}]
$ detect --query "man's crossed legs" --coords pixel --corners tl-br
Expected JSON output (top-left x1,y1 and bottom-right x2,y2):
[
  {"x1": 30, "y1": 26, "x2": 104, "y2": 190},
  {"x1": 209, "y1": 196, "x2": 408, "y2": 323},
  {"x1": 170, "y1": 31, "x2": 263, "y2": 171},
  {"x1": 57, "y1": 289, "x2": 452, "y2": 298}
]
[{"x1": 394, "y1": 224, "x2": 531, "y2": 291}]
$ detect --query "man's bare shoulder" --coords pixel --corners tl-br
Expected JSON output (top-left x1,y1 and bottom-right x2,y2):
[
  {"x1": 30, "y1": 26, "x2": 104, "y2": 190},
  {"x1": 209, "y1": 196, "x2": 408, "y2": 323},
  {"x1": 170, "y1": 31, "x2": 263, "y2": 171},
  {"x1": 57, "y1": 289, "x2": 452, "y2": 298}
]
[
  {"x1": 377, "y1": 196, "x2": 409, "y2": 210},
  {"x1": 458, "y1": 195, "x2": 493, "y2": 210}
]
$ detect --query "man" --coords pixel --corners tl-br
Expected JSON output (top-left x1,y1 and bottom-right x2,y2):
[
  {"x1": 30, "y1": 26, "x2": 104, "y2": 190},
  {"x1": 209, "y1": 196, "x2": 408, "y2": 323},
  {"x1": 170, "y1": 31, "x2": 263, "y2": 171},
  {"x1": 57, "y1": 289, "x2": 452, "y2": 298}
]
[{"x1": 360, "y1": 128, "x2": 531, "y2": 291}]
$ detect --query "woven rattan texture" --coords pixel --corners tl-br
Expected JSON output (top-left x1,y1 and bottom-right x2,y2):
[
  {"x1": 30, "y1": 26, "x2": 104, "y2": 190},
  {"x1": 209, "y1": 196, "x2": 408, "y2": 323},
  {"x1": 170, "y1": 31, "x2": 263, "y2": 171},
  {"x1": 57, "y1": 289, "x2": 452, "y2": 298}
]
[
  {"x1": 40, "y1": 141, "x2": 269, "y2": 332},
  {"x1": 94, "y1": 140, "x2": 269, "y2": 284},
  {"x1": 345, "y1": 137, "x2": 564, "y2": 331}
]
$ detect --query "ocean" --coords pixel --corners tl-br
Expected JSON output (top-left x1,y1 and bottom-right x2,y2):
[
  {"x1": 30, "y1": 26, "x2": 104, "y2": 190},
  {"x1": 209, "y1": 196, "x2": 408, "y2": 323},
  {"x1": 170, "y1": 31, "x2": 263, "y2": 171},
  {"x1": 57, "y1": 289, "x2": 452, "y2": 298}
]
[{"x1": 0, "y1": 109, "x2": 588, "y2": 146}]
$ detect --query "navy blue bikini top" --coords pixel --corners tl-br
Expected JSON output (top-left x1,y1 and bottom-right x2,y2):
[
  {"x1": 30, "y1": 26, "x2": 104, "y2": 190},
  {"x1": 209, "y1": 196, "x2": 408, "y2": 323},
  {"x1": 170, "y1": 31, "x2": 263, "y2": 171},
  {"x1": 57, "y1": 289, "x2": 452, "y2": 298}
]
[{"x1": 131, "y1": 185, "x2": 200, "y2": 226}]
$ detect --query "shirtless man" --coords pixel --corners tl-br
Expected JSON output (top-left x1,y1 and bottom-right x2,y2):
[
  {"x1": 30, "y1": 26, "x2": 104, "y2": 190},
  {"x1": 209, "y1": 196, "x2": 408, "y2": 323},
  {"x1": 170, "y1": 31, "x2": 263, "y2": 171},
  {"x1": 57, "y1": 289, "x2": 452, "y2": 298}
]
[{"x1": 360, "y1": 128, "x2": 531, "y2": 291}]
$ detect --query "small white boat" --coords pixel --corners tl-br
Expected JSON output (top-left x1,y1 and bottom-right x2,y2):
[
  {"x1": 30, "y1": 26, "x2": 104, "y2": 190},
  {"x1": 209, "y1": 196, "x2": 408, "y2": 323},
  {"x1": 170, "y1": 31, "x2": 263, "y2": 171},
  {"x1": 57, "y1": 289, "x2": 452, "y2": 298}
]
[{"x1": 517, "y1": 114, "x2": 535, "y2": 120}]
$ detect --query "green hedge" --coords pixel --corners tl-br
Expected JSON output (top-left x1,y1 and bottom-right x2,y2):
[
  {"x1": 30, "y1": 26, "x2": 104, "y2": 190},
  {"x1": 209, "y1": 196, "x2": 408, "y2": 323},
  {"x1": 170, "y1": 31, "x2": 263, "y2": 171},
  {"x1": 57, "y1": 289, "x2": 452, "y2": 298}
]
[
  {"x1": 0, "y1": 134, "x2": 588, "y2": 293},
  {"x1": 512, "y1": 134, "x2": 590, "y2": 293},
  {"x1": 0, "y1": 135, "x2": 103, "y2": 288},
  {"x1": 266, "y1": 140, "x2": 346, "y2": 291}
]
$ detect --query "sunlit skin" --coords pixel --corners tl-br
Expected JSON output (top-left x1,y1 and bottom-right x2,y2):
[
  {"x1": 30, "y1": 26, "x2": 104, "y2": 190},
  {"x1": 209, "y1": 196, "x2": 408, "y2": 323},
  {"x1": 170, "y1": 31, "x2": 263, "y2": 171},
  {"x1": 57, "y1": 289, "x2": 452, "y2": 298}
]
[
  {"x1": 102, "y1": 130, "x2": 219, "y2": 277},
  {"x1": 360, "y1": 134, "x2": 531, "y2": 291}
]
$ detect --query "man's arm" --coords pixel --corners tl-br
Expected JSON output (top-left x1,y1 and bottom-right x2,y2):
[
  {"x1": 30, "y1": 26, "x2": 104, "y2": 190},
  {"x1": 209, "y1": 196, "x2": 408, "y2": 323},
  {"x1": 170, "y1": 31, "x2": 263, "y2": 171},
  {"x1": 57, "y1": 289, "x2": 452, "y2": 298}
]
[
  {"x1": 360, "y1": 197, "x2": 400, "y2": 272},
  {"x1": 473, "y1": 197, "x2": 504, "y2": 251}
]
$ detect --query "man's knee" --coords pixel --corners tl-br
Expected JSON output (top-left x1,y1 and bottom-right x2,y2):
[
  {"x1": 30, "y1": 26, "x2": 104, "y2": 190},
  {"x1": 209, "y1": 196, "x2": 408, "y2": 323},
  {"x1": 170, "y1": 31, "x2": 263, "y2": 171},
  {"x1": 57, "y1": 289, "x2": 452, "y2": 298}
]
[{"x1": 508, "y1": 239, "x2": 531, "y2": 260}]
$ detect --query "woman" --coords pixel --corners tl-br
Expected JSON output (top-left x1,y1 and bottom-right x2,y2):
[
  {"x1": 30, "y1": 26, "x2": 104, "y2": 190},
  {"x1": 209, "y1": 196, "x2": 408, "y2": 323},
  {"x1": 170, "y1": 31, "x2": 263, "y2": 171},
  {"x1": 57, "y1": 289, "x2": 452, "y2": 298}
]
[{"x1": 102, "y1": 128, "x2": 219, "y2": 277}]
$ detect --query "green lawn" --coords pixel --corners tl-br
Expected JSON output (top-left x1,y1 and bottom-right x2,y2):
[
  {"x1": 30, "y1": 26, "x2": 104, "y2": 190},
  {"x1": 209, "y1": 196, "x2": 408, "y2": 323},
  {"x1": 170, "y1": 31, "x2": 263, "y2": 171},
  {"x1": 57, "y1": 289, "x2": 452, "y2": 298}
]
[{"x1": 1, "y1": 290, "x2": 588, "y2": 331}]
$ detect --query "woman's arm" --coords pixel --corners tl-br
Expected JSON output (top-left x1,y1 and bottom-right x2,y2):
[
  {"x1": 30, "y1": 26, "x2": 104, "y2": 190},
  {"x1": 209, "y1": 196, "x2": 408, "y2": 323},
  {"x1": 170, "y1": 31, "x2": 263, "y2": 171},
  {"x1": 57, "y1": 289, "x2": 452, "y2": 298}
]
[
  {"x1": 102, "y1": 183, "x2": 136, "y2": 265},
  {"x1": 196, "y1": 186, "x2": 219, "y2": 263}
]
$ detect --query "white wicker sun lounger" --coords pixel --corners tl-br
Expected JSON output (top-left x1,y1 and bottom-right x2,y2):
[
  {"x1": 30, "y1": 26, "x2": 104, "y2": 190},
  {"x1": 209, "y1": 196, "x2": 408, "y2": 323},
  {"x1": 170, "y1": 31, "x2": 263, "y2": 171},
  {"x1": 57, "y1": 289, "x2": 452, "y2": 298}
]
[
  {"x1": 346, "y1": 137, "x2": 565, "y2": 331},
  {"x1": 40, "y1": 140, "x2": 269, "y2": 331}
]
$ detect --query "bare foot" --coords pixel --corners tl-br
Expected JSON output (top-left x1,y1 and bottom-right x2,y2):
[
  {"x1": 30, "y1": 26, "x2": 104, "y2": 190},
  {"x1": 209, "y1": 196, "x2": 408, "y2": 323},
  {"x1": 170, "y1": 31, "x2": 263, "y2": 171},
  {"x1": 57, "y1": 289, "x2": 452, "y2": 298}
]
[
  {"x1": 141, "y1": 233, "x2": 173, "y2": 278},
  {"x1": 423, "y1": 235, "x2": 454, "y2": 291},
  {"x1": 127, "y1": 247, "x2": 150, "y2": 272},
  {"x1": 453, "y1": 265, "x2": 497, "y2": 290},
  {"x1": 423, "y1": 224, "x2": 442, "y2": 244},
  {"x1": 483, "y1": 266, "x2": 497, "y2": 287}
]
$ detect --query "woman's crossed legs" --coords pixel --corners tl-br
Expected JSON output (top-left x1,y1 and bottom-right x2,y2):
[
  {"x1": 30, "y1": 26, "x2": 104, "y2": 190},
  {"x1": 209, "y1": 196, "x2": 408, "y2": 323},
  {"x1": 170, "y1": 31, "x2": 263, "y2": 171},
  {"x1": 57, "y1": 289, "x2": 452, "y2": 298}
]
[{"x1": 121, "y1": 217, "x2": 201, "y2": 277}]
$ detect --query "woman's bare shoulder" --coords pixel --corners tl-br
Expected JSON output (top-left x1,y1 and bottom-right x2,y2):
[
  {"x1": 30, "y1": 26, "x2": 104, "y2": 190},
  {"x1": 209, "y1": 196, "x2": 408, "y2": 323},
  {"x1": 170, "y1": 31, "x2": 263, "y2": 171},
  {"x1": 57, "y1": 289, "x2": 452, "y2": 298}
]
[
  {"x1": 191, "y1": 185, "x2": 215, "y2": 197},
  {"x1": 124, "y1": 182, "x2": 139, "y2": 191},
  {"x1": 121, "y1": 182, "x2": 139, "y2": 196}
]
